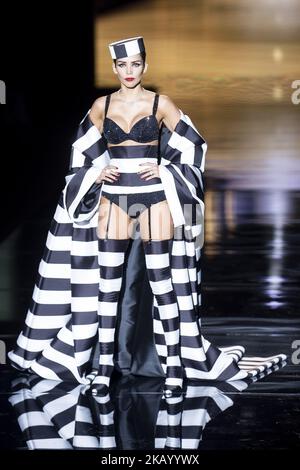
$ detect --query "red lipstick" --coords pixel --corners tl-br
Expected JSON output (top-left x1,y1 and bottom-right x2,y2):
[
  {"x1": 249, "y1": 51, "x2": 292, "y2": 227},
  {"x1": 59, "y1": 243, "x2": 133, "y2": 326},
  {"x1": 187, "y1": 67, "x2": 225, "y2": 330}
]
[{"x1": 125, "y1": 78, "x2": 135, "y2": 81}]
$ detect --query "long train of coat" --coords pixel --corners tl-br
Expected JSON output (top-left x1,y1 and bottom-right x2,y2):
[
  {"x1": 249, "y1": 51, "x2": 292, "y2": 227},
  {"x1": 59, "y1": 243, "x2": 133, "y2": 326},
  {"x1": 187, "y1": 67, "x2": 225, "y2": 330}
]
[{"x1": 8, "y1": 108, "x2": 287, "y2": 384}]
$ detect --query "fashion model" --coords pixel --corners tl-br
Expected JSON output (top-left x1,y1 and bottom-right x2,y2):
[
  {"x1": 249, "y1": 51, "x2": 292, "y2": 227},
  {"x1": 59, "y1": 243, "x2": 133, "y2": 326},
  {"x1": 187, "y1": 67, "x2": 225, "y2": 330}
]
[{"x1": 8, "y1": 36, "x2": 287, "y2": 397}]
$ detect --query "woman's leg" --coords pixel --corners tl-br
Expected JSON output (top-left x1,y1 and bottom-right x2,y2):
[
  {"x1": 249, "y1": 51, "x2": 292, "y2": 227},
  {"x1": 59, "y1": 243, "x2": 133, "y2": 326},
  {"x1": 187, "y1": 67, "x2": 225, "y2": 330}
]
[
  {"x1": 92, "y1": 196, "x2": 134, "y2": 394},
  {"x1": 140, "y1": 200, "x2": 184, "y2": 396}
]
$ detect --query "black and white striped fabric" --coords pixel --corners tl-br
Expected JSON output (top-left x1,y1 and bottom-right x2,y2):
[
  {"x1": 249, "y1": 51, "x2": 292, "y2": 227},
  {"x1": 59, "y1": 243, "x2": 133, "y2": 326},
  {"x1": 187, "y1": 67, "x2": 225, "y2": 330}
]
[
  {"x1": 8, "y1": 109, "x2": 287, "y2": 384},
  {"x1": 9, "y1": 374, "x2": 114, "y2": 449},
  {"x1": 9, "y1": 362, "x2": 286, "y2": 450},
  {"x1": 155, "y1": 381, "x2": 247, "y2": 449},
  {"x1": 108, "y1": 36, "x2": 145, "y2": 60},
  {"x1": 155, "y1": 362, "x2": 287, "y2": 449},
  {"x1": 10, "y1": 375, "x2": 241, "y2": 450},
  {"x1": 101, "y1": 144, "x2": 165, "y2": 199}
]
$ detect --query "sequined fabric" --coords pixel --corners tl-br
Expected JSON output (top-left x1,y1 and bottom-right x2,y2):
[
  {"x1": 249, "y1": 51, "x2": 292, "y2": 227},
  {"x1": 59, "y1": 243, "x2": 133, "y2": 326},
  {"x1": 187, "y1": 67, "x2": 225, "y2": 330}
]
[
  {"x1": 103, "y1": 115, "x2": 159, "y2": 145},
  {"x1": 103, "y1": 93, "x2": 160, "y2": 145}
]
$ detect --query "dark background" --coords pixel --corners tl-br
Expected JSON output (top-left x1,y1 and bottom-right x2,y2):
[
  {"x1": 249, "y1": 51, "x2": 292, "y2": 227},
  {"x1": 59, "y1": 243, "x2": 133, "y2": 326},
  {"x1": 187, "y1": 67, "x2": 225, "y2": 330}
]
[{"x1": 0, "y1": 1, "x2": 97, "y2": 240}]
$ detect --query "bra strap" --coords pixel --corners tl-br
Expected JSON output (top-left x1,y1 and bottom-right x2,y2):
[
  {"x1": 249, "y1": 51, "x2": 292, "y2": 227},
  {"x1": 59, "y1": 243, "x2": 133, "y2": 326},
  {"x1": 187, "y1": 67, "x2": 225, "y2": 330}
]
[
  {"x1": 152, "y1": 93, "x2": 159, "y2": 116},
  {"x1": 104, "y1": 94, "x2": 111, "y2": 117}
]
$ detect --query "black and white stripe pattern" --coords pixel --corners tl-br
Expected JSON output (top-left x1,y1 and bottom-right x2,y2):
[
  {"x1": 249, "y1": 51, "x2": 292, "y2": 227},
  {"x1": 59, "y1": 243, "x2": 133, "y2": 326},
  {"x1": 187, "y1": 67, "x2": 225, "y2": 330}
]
[
  {"x1": 93, "y1": 238, "x2": 131, "y2": 388},
  {"x1": 8, "y1": 374, "x2": 245, "y2": 450},
  {"x1": 9, "y1": 362, "x2": 286, "y2": 450},
  {"x1": 158, "y1": 110, "x2": 206, "y2": 241},
  {"x1": 8, "y1": 109, "x2": 287, "y2": 385},
  {"x1": 155, "y1": 381, "x2": 249, "y2": 449},
  {"x1": 155, "y1": 361, "x2": 287, "y2": 449},
  {"x1": 108, "y1": 36, "x2": 145, "y2": 60},
  {"x1": 9, "y1": 375, "x2": 99, "y2": 449},
  {"x1": 144, "y1": 239, "x2": 183, "y2": 389},
  {"x1": 102, "y1": 144, "x2": 164, "y2": 195}
]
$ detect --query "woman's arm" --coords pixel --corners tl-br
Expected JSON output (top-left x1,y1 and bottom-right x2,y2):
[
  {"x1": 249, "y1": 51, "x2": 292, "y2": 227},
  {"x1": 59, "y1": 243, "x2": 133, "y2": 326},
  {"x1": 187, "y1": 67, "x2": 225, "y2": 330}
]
[
  {"x1": 62, "y1": 100, "x2": 111, "y2": 223},
  {"x1": 89, "y1": 97, "x2": 106, "y2": 132},
  {"x1": 88, "y1": 97, "x2": 118, "y2": 184},
  {"x1": 159, "y1": 95, "x2": 181, "y2": 132},
  {"x1": 157, "y1": 96, "x2": 207, "y2": 238}
]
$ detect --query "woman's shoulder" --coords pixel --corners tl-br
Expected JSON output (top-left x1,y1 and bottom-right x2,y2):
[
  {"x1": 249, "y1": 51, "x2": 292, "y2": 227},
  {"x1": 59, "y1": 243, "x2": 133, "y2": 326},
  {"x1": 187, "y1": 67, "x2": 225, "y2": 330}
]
[
  {"x1": 158, "y1": 94, "x2": 180, "y2": 118},
  {"x1": 156, "y1": 94, "x2": 181, "y2": 131},
  {"x1": 144, "y1": 90, "x2": 172, "y2": 103},
  {"x1": 90, "y1": 95, "x2": 108, "y2": 116},
  {"x1": 158, "y1": 93, "x2": 177, "y2": 107},
  {"x1": 89, "y1": 95, "x2": 109, "y2": 128}
]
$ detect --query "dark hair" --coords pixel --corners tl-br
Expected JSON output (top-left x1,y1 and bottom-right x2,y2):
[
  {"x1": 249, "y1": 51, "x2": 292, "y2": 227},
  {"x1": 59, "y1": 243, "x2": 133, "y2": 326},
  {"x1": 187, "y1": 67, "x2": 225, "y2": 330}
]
[{"x1": 113, "y1": 51, "x2": 146, "y2": 67}]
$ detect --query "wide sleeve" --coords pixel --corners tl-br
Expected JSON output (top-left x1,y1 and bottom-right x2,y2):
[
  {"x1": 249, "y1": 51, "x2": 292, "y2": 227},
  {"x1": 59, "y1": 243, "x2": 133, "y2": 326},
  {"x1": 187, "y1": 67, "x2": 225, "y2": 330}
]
[
  {"x1": 62, "y1": 110, "x2": 110, "y2": 224},
  {"x1": 158, "y1": 110, "x2": 207, "y2": 244}
]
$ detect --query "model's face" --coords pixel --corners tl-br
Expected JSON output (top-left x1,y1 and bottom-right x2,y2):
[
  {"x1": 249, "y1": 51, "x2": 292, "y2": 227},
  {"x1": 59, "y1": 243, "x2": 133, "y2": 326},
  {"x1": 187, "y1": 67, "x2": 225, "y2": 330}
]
[{"x1": 113, "y1": 53, "x2": 147, "y2": 87}]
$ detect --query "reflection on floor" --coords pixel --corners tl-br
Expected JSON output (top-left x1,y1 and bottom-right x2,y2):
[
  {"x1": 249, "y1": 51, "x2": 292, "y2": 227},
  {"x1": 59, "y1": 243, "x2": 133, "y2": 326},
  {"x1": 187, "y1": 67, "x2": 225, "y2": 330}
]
[{"x1": 2, "y1": 360, "x2": 296, "y2": 450}]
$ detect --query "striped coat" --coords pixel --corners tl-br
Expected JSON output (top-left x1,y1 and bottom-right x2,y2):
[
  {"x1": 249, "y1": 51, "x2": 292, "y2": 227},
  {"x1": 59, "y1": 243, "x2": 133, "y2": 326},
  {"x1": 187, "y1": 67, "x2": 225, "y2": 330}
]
[{"x1": 8, "y1": 109, "x2": 286, "y2": 384}]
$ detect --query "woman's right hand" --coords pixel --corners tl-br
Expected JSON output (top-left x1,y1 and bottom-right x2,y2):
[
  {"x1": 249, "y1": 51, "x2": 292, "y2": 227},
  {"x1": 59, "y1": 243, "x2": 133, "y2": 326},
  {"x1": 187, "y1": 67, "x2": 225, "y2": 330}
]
[{"x1": 96, "y1": 165, "x2": 120, "y2": 184}]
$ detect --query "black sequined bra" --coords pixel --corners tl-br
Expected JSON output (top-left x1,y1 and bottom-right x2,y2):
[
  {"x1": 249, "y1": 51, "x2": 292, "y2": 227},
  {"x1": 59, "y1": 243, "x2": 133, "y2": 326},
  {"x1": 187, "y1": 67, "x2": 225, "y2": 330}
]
[{"x1": 103, "y1": 93, "x2": 160, "y2": 144}]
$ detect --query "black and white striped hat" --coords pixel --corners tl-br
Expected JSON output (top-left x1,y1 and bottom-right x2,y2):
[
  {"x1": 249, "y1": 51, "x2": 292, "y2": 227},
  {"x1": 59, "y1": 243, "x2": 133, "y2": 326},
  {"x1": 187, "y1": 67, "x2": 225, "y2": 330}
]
[{"x1": 108, "y1": 36, "x2": 145, "y2": 59}]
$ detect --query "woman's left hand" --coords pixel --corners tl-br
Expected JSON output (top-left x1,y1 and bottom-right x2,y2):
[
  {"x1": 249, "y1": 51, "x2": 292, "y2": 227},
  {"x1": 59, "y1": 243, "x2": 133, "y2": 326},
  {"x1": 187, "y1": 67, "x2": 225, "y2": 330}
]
[{"x1": 138, "y1": 162, "x2": 160, "y2": 180}]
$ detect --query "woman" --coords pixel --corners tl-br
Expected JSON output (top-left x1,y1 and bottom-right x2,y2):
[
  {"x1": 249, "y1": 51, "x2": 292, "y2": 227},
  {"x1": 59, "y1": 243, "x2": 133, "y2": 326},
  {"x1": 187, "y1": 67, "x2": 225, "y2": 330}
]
[
  {"x1": 8, "y1": 36, "x2": 287, "y2": 397},
  {"x1": 89, "y1": 37, "x2": 192, "y2": 397}
]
